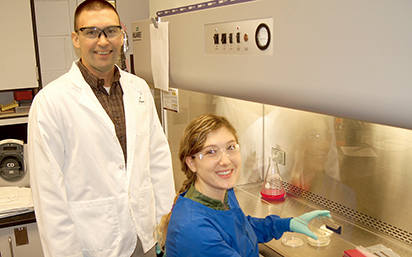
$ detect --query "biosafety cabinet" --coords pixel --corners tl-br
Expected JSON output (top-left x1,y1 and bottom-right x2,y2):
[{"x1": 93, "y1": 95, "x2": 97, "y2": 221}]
[{"x1": 133, "y1": 0, "x2": 412, "y2": 256}]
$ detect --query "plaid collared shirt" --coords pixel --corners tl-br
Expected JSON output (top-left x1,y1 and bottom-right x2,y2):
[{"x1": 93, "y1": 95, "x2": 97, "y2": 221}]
[{"x1": 77, "y1": 59, "x2": 127, "y2": 163}]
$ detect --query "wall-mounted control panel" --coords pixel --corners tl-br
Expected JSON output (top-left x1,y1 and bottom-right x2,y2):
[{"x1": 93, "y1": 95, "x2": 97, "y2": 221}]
[{"x1": 205, "y1": 18, "x2": 273, "y2": 55}]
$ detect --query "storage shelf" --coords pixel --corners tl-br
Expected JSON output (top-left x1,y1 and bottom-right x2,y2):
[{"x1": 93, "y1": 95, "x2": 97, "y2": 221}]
[{"x1": 0, "y1": 112, "x2": 29, "y2": 126}]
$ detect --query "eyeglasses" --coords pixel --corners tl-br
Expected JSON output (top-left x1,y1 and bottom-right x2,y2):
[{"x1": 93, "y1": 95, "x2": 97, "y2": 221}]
[
  {"x1": 192, "y1": 144, "x2": 240, "y2": 162},
  {"x1": 76, "y1": 26, "x2": 122, "y2": 39}
]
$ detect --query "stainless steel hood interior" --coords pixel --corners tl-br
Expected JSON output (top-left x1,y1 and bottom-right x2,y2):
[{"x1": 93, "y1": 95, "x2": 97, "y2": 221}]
[{"x1": 132, "y1": 0, "x2": 412, "y2": 129}]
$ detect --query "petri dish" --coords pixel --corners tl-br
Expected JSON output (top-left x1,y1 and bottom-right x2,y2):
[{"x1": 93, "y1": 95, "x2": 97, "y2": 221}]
[
  {"x1": 307, "y1": 235, "x2": 331, "y2": 247},
  {"x1": 307, "y1": 225, "x2": 332, "y2": 247},
  {"x1": 281, "y1": 236, "x2": 304, "y2": 248}
]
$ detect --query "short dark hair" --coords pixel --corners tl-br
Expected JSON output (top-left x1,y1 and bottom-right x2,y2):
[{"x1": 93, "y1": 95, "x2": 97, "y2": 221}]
[{"x1": 74, "y1": 0, "x2": 120, "y2": 30}]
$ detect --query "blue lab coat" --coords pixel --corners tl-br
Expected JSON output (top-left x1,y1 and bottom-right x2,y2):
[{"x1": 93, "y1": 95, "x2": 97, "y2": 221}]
[{"x1": 165, "y1": 188, "x2": 292, "y2": 257}]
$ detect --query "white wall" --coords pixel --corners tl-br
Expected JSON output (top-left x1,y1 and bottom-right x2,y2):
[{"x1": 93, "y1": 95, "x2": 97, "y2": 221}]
[
  {"x1": 34, "y1": 0, "x2": 78, "y2": 86},
  {"x1": 117, "y1": 0, "x2": 149, "y2": 64}
]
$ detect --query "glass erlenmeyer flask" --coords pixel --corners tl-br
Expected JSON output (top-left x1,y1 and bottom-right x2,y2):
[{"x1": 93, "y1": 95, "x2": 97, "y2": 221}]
[{"x1": 260, "y1": 154, "x2": 285, "y2": 200}]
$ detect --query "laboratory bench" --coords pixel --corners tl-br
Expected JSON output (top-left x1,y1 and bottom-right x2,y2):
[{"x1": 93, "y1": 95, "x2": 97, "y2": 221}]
[
  {"x1": 235, "y1": 183, "x2": 412, "y2": 257},
  {"x1": 0, "y1": 212, "x2": 36, "y2": 229},
  {"x1": 0, "y1": 212, "x2": 43, "y2": 257}
]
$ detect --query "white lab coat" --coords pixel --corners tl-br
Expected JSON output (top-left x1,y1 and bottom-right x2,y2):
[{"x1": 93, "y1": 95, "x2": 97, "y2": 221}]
[{"x1": 28, "y1": 62, "x2": 175, "y2": 257}]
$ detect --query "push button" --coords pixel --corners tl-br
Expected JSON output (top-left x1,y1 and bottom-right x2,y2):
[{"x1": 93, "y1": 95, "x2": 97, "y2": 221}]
[
  {"x1": 221, "y1": 33, "x2": 227, "y2": 44},
  {"x1": 213, "y1": 34, "x2": 219, "y2": 44},
  {"x1": 244, "y1": 33, "x2": 249, "y2": 42}
]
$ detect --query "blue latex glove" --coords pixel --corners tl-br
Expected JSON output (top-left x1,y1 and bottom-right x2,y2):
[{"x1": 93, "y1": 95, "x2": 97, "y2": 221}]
[{"x1": 289, "y1": 210, "x2": 331, "y2": 240}]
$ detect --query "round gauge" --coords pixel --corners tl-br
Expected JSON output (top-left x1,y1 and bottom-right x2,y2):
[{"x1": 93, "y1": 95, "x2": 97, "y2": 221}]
[
  {"x1": 0, "y1": 155, "x2": 25, "y2": 182},
  {"x1": 255, "y1": 23, "x2": 271, "y2": 50}
]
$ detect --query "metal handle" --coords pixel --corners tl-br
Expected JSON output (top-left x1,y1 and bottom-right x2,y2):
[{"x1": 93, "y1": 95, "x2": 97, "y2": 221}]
[{"x1": 8, "y1": 236, "x2": 14, "y2": 257}]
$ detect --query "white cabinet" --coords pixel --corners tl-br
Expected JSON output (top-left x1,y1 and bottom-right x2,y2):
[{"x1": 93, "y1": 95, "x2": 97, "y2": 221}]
[
  {"x1": 0, "y1": 0, "x2": 39, "y2": 126},
  {"x1": 0, "y1": 222, "x2": 43, "y2": 257},
  {"x1": 0, "y1": 0, "x2": 39, "y2": 91}
]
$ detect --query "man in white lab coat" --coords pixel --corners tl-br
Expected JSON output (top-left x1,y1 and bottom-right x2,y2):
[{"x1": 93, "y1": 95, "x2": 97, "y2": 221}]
[{"x1": 28, "y1": 0, "x2": 175, "y2": 256}]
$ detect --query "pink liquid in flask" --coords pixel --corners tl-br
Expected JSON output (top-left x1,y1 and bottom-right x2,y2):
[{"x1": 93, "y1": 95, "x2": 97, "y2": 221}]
[{"x1": 261, "y1": 188, "x2": 285, "y2": 200}]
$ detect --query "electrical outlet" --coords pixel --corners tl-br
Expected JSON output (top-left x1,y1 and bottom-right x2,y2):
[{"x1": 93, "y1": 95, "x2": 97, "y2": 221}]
[{"x1": 271, "y1": 146, "x2": 285, "y2": 166}]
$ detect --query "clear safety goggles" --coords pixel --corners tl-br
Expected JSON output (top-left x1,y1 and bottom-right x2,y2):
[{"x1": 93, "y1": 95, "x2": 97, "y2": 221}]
[
  {"x1": 76, "y1": 26, "x2": 122, "y2": 40},
  {"x1": 192, "y1": 144, "x2": 240, "y2": 162}
]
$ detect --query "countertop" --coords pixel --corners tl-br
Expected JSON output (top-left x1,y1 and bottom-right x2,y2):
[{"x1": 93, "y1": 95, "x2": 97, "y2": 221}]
[
  {"x1": 0, "y1": 211, "x2": 35, "y2": 229},
  {"x1": 235, "y1": 183, "x2": 412, "y2": 257}
]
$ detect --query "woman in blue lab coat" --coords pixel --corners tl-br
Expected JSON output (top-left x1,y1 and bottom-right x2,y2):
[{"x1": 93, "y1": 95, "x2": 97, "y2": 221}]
[{"x1": 156, "y1": 113, "x2": 330, "y2": 257}]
